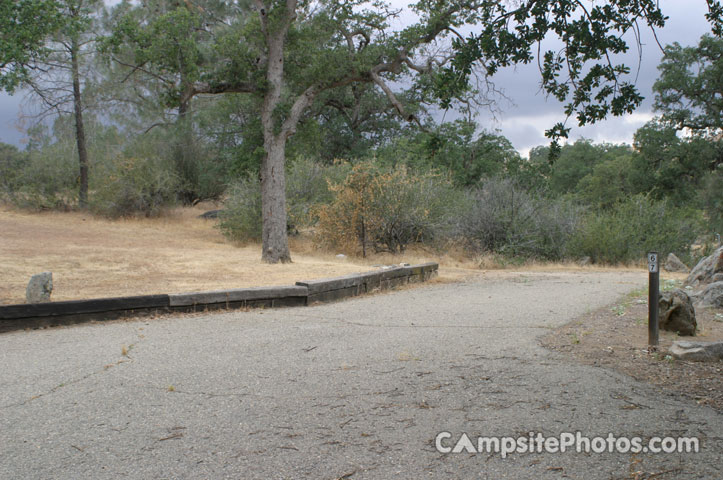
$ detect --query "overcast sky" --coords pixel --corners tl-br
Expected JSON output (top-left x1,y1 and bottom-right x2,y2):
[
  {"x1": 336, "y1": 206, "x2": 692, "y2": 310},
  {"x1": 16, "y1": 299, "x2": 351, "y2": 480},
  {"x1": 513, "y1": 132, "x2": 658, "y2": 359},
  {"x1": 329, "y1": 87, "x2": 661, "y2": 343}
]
[{"x1": 0, "y1": 0, "x2": 715, "y2": 157}]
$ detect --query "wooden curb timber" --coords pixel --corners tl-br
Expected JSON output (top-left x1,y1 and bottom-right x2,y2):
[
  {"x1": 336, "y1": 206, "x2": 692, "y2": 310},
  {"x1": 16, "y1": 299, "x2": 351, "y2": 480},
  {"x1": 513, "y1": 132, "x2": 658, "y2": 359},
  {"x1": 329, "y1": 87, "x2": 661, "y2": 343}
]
[
  {"x1": 297, "y1": 262, "x2": 438, "y2": 304},
  {"x1": 169, "y1": 286, "x2": 309, "y2": 310},
  {"x1": 0, "y1": 295, "x2": 170, "y2": 333},
  {"x1": 0, "y1": 263, "x2": 438, "y2": 333}
]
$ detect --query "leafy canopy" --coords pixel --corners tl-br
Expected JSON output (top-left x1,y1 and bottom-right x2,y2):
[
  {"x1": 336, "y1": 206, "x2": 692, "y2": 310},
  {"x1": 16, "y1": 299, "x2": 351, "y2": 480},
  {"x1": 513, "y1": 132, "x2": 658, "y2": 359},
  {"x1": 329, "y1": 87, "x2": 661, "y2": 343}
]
[
  {"x1": 653, "y1": 34, "x2": 723, "y2": 136},
  {"x1": 0, "y1": 0, "x2": 64, "y2": 92},
  {"x1": 443, "y1": 0, "x2": 671, "y2": 143}
]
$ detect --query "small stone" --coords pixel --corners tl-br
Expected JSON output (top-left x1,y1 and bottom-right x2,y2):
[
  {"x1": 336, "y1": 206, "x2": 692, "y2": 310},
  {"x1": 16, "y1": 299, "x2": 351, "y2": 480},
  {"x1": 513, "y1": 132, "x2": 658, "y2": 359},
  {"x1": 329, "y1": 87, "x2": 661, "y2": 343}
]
[
  {"x1": 663, "y1": 253, "x2": 689, "y2": 273},
  {"x1": 658, "y1": 289, "x2": 696, "y2": 336},
  {"x1": 670, "y1": 341, "x2": 723, "y2": 362},
  {"x1": 26, "y1": 272, "x2": 53, "y2": 303}
]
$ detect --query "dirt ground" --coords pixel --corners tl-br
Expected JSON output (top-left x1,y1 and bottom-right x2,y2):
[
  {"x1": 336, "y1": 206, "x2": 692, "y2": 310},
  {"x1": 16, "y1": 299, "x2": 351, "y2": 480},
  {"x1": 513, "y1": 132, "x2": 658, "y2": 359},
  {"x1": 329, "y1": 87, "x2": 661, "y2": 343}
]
[
  {"x1": 0, "y1": 204, "x2": 481, "y2": 305},
  {"x1": 542, "y1": 277, "x2": 723, "y2": 412}
]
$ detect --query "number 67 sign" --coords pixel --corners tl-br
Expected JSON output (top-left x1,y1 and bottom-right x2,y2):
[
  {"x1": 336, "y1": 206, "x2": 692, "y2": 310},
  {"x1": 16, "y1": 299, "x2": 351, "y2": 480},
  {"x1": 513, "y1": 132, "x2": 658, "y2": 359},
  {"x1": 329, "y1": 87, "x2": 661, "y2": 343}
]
[
  {"x1": 647, "y1": 251, "x2": 659, "y2": 347},
  {"x1": 647, "y1": 252, "x2": 659, "y2": 273}
]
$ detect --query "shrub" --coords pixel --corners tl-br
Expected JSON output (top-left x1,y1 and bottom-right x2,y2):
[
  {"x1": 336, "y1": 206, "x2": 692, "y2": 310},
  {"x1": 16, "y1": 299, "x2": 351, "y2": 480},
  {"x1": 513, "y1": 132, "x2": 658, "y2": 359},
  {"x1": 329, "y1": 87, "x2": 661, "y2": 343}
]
[
  {"x1": 170, "y1": 135, "x2": 229, "y2": 205},
  {"x1": 90, "y1": 155, "x2": 179, "y2": 218},
  {"x1": 459, "y1": 177, "x2": 581, "y2": 260},
  {"x1": 217, "y1": 176, "x2": 263, "y2": 243},
  {"x1": 699, "y1": 167, "x2": 723, "y2": 235},
  {"x1": 3, "y1": 145, "x2": 77, "y2": 210},
  {"x1": 568, "y1": 194, "x2": 703, "y2": 264},
  {"x1": 316, "y1": 162, "x2": 460, "y2": 255},
  {"x1": 219, "y1": 158, "x2": 352, "y2": 243},
  {"x1": 285, "y1": 157, "x2": 351, "y2": 229},
  {"x1": 0, "y1": 143, "x2": 26, "y2": 196},
  {"x1": 1, "y1": 118, "x2": 127, "y2": 211}
]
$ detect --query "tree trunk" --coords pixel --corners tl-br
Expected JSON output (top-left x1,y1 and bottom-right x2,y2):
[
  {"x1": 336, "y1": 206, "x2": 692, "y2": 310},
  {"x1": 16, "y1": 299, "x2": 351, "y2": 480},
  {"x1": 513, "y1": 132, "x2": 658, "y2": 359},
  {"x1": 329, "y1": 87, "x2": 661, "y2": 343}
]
[
  {"x1": 260, "y1": 136, "x2": 291, "y2": 263},
  {"x1": 71, "y1": 38, "x2": 89, "y2": 209},
  {"x1": 257, "y1": 3, "x2": 294, "y2": 264},
  {"x1": 175, "y1": 52, "x2": 200, "y2": 204},
  {"x1": 176, "y1": 91, "x2": 197, "y2": 205}
]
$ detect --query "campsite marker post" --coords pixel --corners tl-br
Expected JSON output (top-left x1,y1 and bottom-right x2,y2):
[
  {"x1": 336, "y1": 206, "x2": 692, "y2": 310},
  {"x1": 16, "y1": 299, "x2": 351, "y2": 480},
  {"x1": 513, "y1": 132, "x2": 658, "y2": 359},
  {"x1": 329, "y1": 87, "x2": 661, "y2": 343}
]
[{"x1": 647, "y1": 251, "x2": 659, "y2": 348}]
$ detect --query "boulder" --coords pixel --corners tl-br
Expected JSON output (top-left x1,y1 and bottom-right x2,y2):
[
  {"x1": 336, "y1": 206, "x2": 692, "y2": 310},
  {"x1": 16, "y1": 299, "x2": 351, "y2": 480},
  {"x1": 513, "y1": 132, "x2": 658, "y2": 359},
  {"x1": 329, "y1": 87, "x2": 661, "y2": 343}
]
[
  {"x1": 686, "y1": 245, "x2": 723, "y2": 287},
  {"x1": 696, "y1": 281, "x2": 723, "y2": 308},
  {"x1": 663, "y1": 253, "x2": 689, "y2": 273},
  {"x1": 658, "y1": 289, "x2": 696, "y2": 336},
  {"x1": 26, "y1": 272, "x2": 53, "y2": 303},
  {"x1": 670, "y1": 341, "x2": 723, "y2": 362}
]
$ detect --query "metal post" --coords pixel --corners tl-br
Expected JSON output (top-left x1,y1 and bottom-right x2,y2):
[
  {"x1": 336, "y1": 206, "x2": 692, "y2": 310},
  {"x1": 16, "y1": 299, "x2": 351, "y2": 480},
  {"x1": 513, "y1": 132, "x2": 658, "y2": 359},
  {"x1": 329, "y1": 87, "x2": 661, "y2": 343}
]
[{"x1": 647, "y1": 252, "x2": 659, "y2": 348}]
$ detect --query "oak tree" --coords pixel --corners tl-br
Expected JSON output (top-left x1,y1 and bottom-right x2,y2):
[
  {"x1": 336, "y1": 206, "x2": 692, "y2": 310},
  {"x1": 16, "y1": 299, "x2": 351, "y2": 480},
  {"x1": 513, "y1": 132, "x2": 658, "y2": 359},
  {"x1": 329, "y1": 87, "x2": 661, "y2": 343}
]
[
  {"x1": 106, "y1": 0, "x2": 722, "y2": 263},
  {"x1": 653, "y1": 34, "x2": 722, "y2": 137}
]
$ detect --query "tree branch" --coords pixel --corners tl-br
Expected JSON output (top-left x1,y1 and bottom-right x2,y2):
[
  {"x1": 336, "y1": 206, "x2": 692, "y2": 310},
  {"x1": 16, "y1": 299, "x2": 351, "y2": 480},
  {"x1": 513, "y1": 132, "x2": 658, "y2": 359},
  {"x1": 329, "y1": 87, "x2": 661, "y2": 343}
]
[{"x1": 369, "y1": 70, "x2": 422, "y2": 128}]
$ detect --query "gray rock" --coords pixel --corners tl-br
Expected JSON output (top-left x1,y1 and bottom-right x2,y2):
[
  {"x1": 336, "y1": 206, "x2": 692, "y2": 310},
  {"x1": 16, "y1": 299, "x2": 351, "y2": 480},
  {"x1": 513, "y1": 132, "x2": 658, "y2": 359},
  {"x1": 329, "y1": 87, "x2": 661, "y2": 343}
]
[
  {"x1": 198, "y1": 209, "x2": 221, "y2": 219},
  {"x1": 658, "y1": 289, "x2": 696, "y2": 336},
  {"x1": 26, "y1": 272, "x2": 53, "y2": 303},
  {"x1": 686, "y1": 245, "x2": 723, "y2": 286},
  {"x1": 670, "y1": 340, "x2": 723, "y2": 362},
  {"x1": 696, "y1": 281, "x2": 723, "y2": 308},
  {"x1": 663, "y1": 253, "x2": 689, "y2": 273}
]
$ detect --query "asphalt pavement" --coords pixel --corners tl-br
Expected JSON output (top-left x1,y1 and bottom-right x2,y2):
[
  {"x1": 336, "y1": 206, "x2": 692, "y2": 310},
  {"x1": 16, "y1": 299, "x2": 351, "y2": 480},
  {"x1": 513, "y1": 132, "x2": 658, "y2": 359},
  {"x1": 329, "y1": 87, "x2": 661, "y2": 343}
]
[{"x1": 1, "y1": 271, "x2": 721, "y2": 479}]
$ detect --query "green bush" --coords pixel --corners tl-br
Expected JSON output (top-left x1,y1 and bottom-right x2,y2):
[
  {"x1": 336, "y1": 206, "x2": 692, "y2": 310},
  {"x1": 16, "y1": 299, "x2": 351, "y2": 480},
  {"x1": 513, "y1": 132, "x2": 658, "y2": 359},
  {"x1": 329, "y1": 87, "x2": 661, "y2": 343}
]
[
  {"x1": 170, "y1": 134, "x2": 229, "y2": 205},
  {"x1": 218, "y1": 158, "x2": 352, "y2": 243},
  {"x1": 568, "y1": 195, "x2": 703, "y2": 264},
  {"x1": 459, "y1": 177, "x2": 581, "y2": 260},
  {"x1": 699, "y1": 167, "x2": 723, "y2": 235},
  {"x1": 0, "y1": 143, "x2": 26, "y2": 195},
  {"x1": 3, "y1": 145, "x2": 77, "y2": 210},
  {"x1": 90, "y1": 155, "x2": 179, "y2": 218},
  {"x1": 1, "y1": 117, "x2": 128, "y2": 211},
  {"x1": 285, "y1": 157, "x2": 351, "y2": 230},
  {"x1": 217, "y1": 176, "x2": 263, "y2": 243}
]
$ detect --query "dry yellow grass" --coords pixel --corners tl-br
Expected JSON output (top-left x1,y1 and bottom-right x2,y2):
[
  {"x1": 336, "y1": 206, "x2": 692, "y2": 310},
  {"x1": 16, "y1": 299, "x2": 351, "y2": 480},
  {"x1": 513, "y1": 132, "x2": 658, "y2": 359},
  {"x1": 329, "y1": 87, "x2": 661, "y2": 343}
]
[
  {"x1": 0, "y1": 204, "x2": 474, "y2": 305},
  {"x1": 0, "y1": 204, "x2": 652, "y2": 305}
]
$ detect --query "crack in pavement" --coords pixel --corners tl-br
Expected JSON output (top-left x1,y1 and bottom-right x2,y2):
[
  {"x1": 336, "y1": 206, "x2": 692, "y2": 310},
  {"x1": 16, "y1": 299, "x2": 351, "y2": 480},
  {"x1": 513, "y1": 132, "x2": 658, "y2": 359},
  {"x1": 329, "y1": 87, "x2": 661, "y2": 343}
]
[{"x1": 2, "y1": 329, "x2": 147, "y2": 409}]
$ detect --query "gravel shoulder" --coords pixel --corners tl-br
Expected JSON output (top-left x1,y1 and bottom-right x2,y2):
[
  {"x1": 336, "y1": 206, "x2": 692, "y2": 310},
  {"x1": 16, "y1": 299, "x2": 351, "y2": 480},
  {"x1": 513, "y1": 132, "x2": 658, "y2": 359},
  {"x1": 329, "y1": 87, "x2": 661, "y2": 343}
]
[
  {"x1": 2, "y1": 271, "x2": 721, "y2": 479},
  {"x1": 542, "y1": 283, "x2": 723, "y2": 411}
]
